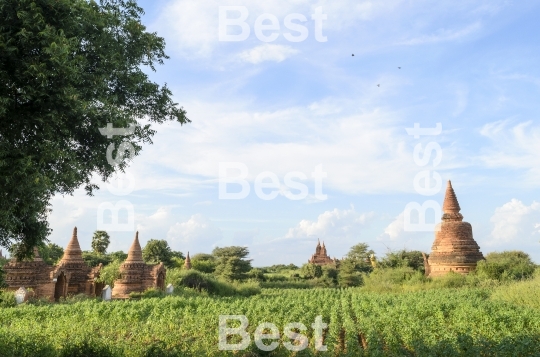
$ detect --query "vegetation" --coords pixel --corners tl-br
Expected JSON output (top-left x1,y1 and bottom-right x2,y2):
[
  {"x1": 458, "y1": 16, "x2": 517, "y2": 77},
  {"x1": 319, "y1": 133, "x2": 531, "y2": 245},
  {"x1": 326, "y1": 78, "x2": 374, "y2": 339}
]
[
  {"x1": 0, "y1": 0, "x2": 188, "y2": 258},
  {"x1": 142, "y1": 239, "x2": 183, "y2": 269},
  {"x1": 1, "y1": 279, "x2": 539, "y2": 356},
  {"x1": 91, "y1": 231, "x2": 111, "y2": 255},
  {"x1": 212, "y1": 246, "x2": 252, "y2": 281}
]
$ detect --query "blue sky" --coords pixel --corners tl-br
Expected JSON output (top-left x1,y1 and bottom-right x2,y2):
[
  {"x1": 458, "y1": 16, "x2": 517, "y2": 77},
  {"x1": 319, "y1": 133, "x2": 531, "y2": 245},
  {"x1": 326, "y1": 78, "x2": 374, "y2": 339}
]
[{"x1": 47, "y1": 0, "x2": 540, "y2": 266}]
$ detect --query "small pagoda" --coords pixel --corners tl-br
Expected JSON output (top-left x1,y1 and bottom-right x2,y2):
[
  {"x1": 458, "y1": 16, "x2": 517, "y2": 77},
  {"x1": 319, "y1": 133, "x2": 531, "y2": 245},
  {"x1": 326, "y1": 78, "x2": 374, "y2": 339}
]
[
  {"x1": 424, "y1": 181, "x2": 484, "y2": 277},
  {"x1": 184, "y1": 252, "x2": 192, "y2": 270},
  {"x1": 308, "y1": 239, "x2": 338, "y2": 266},
  {"x1": 112, "y1": 232, "x2": 166, "y2": 298}
]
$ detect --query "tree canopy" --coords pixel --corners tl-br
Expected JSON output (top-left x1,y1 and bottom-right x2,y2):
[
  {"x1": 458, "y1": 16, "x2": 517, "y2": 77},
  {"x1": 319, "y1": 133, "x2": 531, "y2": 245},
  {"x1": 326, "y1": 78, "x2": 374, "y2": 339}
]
[
  {"x1": 91, "y1": 231, "x2": 111, "y2": 255},
  {"x1": 0, "y1": 0, "x2": 188, "y2": 258},
  {"x1": 212, "y1": 246, "x2": 252, "y2": 281}
]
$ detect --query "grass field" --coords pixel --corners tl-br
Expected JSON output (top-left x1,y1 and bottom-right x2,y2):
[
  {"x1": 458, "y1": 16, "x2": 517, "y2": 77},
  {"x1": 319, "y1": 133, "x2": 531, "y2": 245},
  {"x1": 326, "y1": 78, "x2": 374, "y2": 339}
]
[{"x1": 1, "y1": 278, "x2": 540, "y2": 356}]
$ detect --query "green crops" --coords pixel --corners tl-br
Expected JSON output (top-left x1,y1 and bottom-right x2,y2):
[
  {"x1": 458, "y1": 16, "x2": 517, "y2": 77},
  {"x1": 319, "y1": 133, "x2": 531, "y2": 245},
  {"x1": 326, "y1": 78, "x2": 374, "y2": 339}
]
[{"x1": 1, "y1": 288, "x2": 539, "y2": 356}]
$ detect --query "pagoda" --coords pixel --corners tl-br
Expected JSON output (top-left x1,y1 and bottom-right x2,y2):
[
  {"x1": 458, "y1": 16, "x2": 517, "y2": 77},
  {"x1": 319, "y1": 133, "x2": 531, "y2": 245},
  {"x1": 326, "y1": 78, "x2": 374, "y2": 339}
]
[
  {"x1": 424, "y1": 181, "x2": 484, "y2": 277},
  {"x1": 112, "y1": 232, "x2": 166, "y2": 298},
  {"x1": 184, "y1": 252, "x2": 192, "y2": 270}
]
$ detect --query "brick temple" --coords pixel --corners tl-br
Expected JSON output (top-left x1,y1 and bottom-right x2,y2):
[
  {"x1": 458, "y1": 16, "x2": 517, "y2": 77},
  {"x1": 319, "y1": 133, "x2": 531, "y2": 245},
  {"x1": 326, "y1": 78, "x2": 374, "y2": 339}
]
[
  {"x1": 112, "y1": 232, "x2": 166, "y2": 298},
  {"x1": 4, "y1": 228, "x2": 166, "y2": 300},
  {"x1": 424, "y1": 181, "x2": 484, "y2": 277},
  {"x1": 308, "y1": 239, "x2": 338, "y2": 266},
  {"x1": 4, "y1": 227, "x2": 103, "y2": 300}
]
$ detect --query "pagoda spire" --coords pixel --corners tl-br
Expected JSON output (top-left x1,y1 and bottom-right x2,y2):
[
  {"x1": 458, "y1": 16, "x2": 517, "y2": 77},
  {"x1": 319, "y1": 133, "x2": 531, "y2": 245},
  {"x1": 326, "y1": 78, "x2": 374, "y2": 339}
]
[
  {"x1": 126, "y1": 231, "x2": 144, "y2": 263},
  {"x1": 59, "y1": 227, "x2": 84, "y2": 263},
  {"x1": 443, "y1": 180, "x2": 461, "y2": 214}
]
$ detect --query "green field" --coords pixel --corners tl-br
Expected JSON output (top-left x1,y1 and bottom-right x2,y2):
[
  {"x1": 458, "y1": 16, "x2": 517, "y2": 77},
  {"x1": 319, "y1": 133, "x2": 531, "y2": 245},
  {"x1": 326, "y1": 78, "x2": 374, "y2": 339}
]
[{"x1": 2, "y1": 283, "x2": 540, "y2": 357}]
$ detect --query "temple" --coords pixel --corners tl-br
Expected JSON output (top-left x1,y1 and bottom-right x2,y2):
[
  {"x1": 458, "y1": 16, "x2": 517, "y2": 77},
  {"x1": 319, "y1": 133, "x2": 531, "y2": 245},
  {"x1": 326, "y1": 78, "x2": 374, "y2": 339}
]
[
  {"x1": 112, "y1": 232, "x2": 166, "y2": 298},
  {"x1": 4, "y1": 227, "x2": 103, "y2": 300},
  {"x1": 424, "y1": 181, "x2": 484, "y2": 277},
  {"x1": 308, "y1": 239, "x2": 338, "y2": 266},
  {"x1": 4, "y1": 228, "x2": 167, "y2": 300}
]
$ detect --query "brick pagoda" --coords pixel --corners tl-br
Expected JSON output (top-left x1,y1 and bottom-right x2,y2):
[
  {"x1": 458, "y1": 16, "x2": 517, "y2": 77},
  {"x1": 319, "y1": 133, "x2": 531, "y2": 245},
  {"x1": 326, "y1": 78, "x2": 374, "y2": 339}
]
[
  {"x1": 425, "y1": 181, "x2": 484, "y2": 277},
  {"x1": 112, "y1": 232, "x2": 166, "y2": 298}
]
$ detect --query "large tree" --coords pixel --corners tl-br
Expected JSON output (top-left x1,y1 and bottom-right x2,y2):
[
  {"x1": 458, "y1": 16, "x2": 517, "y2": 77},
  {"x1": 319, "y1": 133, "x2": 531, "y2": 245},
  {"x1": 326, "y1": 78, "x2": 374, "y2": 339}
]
[
  {"x1": 0, "y1": 0, "x2": 188, "y2": 258},
  {"x1": 142, "y1": 239, "x2": 176, "y2": 268},
  {"x1": 212, "y1": 246, "x2": 252, "y2": 281}
]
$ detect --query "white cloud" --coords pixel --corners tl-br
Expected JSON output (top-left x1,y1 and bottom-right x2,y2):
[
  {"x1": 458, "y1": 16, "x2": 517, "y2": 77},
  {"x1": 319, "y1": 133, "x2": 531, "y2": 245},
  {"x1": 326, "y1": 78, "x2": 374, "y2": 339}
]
[
  {"x1": 381, "y1": 211, "x2": 405, "y2": 240},
  {"x1": 284, "y1": 205, "x2": 374, "y2": 240},
  {"x1": 167, "y1": 214, "x2": 223, "y2": 252},
  {"x1": 396, "y1": 22, "x2": 482, "y2": 46},
  {"x1": 239, "y1": 44, "x2": 299, "y2": 64},
  {"x1": 490, "y1": 199, "x2": 540, "y2": 243},
  {"x1": 479, "y1": 120, "x2": 540, "y2": 185}
]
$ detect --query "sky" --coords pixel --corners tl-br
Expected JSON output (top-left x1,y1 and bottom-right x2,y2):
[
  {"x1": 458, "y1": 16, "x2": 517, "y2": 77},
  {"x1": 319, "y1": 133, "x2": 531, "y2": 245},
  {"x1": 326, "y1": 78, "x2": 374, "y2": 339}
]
[{"x1": 45, "y1": 0, "x2": 540, "y2": 266}]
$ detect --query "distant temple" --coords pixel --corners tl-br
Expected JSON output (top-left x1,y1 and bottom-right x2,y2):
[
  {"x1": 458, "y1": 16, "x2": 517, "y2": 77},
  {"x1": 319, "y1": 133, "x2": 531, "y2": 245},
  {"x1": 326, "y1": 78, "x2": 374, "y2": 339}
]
[
  {"x1": 423, "y1": 181, "x2": 484, "y2": 277},
  {"x1": 308, "y1": 239, "x2": 338, "y2": 266},
  {"x1": 184, "y1": 252, "x2": 192, "y2": 270}
]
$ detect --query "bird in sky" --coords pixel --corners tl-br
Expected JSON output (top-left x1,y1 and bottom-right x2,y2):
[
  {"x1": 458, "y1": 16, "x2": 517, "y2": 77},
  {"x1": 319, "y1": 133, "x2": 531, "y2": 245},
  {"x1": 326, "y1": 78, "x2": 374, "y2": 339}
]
[
  {"x1": 377, "y1": 84, "x2": 380, "y2": 87},
  {"x1": 352, "y1": 54, "x2": 355, "y2": 56},
  {"x1": 398, "y1": 67, "x2": 401, "y2": 69}
]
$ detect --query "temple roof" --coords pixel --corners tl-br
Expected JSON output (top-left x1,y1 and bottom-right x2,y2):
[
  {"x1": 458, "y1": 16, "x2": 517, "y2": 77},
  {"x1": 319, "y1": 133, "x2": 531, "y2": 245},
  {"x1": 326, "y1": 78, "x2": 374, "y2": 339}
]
[
  {"x1": 125, "y1": 232, "x2": 144, "y2": 263},
  {"x1": 59, "y1": 227, "x2": 84, "y2": 263},
  {"x1": 443, "y1": 180, "x2": 461, "y2": 214}
]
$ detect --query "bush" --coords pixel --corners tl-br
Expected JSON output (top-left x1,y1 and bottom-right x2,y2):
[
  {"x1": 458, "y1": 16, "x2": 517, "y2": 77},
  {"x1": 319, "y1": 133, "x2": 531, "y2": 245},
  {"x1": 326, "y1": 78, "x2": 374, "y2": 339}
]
[
  {"x1": 362, "y1": 267, "x2": 422, "y2": 292},
  {"x1": 0, "y1": 290, "x2": 15, "y2": 308},
  {"x1": 166, "y1": 269, "x2": 260, "y2": 297},
  {"x1": 301, "y1": 263, "x2": 323, "y2": 279},
  {"x1": 476, "y1": 251, "x2": 536, "y2": 281}
]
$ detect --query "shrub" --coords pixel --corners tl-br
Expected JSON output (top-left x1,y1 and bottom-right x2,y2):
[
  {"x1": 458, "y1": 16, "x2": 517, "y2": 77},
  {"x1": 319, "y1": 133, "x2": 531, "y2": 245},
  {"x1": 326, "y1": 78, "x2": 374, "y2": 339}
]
[
  {"x1": 301, "y1": 263, "x2": 323, "y2": 279},
  {"x1": 166, "y1": 269, "x2": 260, "y2": 297},
  {"x1": 476, "y1": 251, "x2": 536, "y2": 281},
  {"x1": 0, "y1": 290, "x2": 15, "y2": 308}
]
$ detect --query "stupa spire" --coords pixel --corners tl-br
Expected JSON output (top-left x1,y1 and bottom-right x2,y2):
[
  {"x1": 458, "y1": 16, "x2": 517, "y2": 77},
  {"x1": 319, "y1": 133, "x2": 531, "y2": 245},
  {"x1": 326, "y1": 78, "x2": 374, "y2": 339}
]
[
  {"x1": 443, "y1": 180, "x2": 461, "y2": 214},
  {"x1": 60, "y1": 227, "x2": 84, "y2": 263},
  {"x1": 126, "y1": 231, "x2": 144, "y2": 263}
]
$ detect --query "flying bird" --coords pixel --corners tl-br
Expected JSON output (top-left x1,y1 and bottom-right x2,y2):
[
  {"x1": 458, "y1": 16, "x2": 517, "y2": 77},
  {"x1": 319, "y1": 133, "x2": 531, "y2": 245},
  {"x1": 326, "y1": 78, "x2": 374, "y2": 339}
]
[
  {"x1": 352, "y1": 54, "x2": 355, "y2": 56},
  {"x1": 398, "y1": 67, "x2": 401, "y2": 69},
  {"x1": 377, "y1": 84, "x2": 380, "y2": 87}
]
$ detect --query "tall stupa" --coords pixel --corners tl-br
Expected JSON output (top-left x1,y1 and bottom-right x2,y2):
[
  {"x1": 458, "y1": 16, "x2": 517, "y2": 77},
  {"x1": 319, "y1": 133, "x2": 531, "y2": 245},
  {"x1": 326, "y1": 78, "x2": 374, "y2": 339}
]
[{"x1": 425, "y1": 181, "x2": 484, "y2": 277}]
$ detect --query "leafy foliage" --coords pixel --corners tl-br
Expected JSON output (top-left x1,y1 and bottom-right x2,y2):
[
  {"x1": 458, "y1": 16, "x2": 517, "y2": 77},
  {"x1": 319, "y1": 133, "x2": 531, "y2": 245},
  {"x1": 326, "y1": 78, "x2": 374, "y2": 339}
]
[
  {"x1": 95, "y1": 259, "x2": 122, "y2": 287},
  {"x1": 212, "y1": 246, "x2": 252, "y2": 281},
  {"x1": 142, "y1": 239, "x2": 175, "y2": 268},
  {"x1": 0, "y1": 0, "x2": 188, "y2": 258},
  {"x1": 337, "y1": 259, "x2": 363, "y2": 287},
  {"x1": 91, "y1": 231, "x2": 111, "y2": 255},
  {"x1": 301, "y1": 263, "x2": 323, "y2": 279},
  {"x1": 344, "y1": 243, "x2": 375, "y2": 273},
  {"x1": 37, "y1": 243, "x2": 64, "y2": 265},
  {"x1": 476, "y1": 250, "x2": 537, "y2": 281},
  {"x1": 378, "y1": 249, "x2": 427, "y2": 274}
]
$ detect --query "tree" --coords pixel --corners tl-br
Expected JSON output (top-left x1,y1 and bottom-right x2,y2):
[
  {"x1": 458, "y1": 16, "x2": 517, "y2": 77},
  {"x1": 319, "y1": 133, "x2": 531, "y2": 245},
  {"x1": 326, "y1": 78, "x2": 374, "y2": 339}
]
[
  {"x1": 142, "y1": 239, "x2": 174, "y2": 267},
  {"x1": 37, "y1": 243, "x2": 64, "y2": 265},
  {"x1": 338, "y1": 259, "x2": 363, "y2": 287},
  {"x1": 379, "y1": 249, "x2": 426, "y2": 274},
  {"x1": 82, "y1": 251, "x2": 112, "y2": 267},
  {"x1": 0, "y1": 0, "x2": 189, "y2": 259},
  {"x1": 91, "y1": 231, "x2": 111, "y2": 255},
  {"x1": 345, "y1": 243, "x2": 375, "y2": 273},
  {"x1": 191, "y1": 253, "x2": 217, "y2": 274},
  {"x1": 476, "y1": 251, "x2": 536, "y2": 281},
  {"x1": 301, "y1": 263, "x2": 323, "y2": 279},
  {"x1": 212, "y1": 246, "x2": 252, "y2": 281}
]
